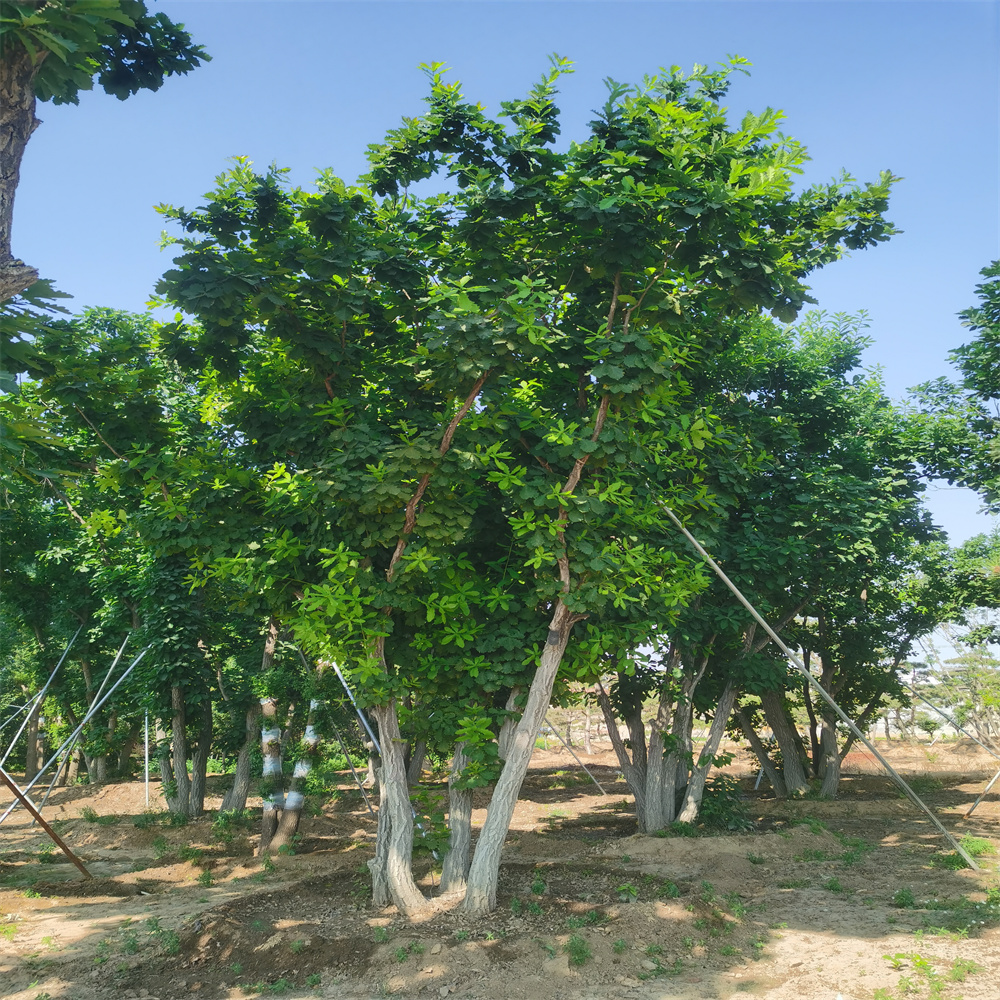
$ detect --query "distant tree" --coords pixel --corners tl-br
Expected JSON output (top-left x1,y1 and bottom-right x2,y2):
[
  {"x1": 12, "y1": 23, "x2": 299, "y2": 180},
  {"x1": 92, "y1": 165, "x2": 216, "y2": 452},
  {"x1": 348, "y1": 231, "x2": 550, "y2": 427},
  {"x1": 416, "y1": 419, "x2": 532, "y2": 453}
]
[{"x1": 0, "y1": 0, "x2": 208, "y2": 300}]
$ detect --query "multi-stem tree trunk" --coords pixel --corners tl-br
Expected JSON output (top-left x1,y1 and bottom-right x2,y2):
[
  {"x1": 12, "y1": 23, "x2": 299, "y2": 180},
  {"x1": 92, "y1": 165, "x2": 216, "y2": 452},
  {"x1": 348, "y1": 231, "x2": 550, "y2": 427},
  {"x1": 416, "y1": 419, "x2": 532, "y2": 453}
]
[
  {"x1": 371, "y1": 700, "x2": 427, "y2": 915},
  {"x1": 463, "y1": 598, "x2": 579, "y2": 915},
  {"x1": 734, "y1": 707, "x2": 786, "y2": 798},
  {"x1": 270, "y1": 700, "x2": 323, "y2": 851},
  {"x1": 187, "y1": 701, "x2": 213, "y2": 817},
  {"x1": 759, "y1": 689, "x2": 809, "y2": 794},
  {"x1": 599, "y1": 649, "x2": 711, "y2": 833},
  {"x1": 440, "y1": 742, "x2": 472, "y2": 894},
  {"x1": 221, "y1": 704, "x2": 261, "y2": 813},
  {"x1": 676, "y1": 680, "x2": 738, "y2": 822}
]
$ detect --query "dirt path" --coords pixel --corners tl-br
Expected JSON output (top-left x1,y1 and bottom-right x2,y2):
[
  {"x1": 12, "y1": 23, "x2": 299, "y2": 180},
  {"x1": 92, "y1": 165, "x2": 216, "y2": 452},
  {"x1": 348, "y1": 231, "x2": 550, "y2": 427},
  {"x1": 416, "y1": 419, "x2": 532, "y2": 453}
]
[{"x1": 1, "y1": 742, "x2": 997, "y2": 1000}]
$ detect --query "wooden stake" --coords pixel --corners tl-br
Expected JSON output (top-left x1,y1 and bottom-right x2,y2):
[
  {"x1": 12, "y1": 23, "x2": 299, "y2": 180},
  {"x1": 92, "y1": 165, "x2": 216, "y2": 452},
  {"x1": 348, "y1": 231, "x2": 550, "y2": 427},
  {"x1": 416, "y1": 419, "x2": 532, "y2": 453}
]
[{"x1": 0, "y1": 766, "x2": 92, "y2": 879}]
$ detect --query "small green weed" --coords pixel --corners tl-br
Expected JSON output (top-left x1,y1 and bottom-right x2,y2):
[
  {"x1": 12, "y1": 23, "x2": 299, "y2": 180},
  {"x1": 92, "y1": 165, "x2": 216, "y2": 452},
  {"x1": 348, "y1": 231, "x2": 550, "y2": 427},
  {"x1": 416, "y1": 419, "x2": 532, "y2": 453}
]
[
  {"x1": 530, "y1": 875, "x2": 546, "y2": 895},
  {"x1": 823, "y1": 877, "x2": 846, "y2": 894},
  {"x1": 527, "y1": 901, "x2": 543, "y2": 915},
  {"x1": 616, "y1": 882, "x2": 639, "y2": 903},
  {"x1": 747, "y1": 852, "x2": 765, "y2": 865},
  {"x1": 373, "y1": 926, "x2": 390, "y2": 943},
  {"x1": 893, "y1": 887, "x2": 917, "y2": 908},
  {"x1": 132, "y1": 812, "x2": 158, "y2": 830},
  {"x1": 196, "y1": 869, "x2": 213, "y2": 887},
  {"x1": 306, "y1": 974, "x2": 321, "y2": 988},
  {"x1": 613, "y1": 938, "x2": 627, "y2": 954},
  {"x1": 563, "y1": 934, "x2": 591, "y2": 966},
  {"x1": 510, "y1": 897, "x2": 522, "y2": 916}
]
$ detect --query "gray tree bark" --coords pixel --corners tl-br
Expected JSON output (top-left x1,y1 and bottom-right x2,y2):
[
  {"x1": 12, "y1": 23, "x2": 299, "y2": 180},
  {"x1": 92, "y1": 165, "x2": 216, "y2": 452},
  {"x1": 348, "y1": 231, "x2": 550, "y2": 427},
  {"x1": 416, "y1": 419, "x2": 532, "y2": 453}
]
[
  {"x1": 271, "y1": 699, "x2": 323, "y2": 851},
  {"x1": 371, "y1": 700, "x2": 427, "y2": 915},
  {"x1": 463, "y1": 599, "x2": 579, "y2": 915},
  {"x1": 760, "y1": 689, "x2": 809, "y2": 794},
  {"x1": 220, "y1": 704, "x2": 261, "y2": 813},
  {"x1": 440, "y1": 743, "x2": 472, "y2": 894},
  {"x1": 677, "y1": 680, "x2": 738, "y2": 822}
]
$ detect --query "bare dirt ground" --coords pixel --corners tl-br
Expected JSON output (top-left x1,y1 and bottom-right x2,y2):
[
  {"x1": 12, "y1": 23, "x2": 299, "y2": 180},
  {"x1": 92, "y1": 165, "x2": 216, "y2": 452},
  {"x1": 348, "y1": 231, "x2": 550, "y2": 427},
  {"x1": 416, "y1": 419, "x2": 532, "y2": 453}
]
[{"x1": 1, "y1": 740, "x2": 998, "y2": 1000}]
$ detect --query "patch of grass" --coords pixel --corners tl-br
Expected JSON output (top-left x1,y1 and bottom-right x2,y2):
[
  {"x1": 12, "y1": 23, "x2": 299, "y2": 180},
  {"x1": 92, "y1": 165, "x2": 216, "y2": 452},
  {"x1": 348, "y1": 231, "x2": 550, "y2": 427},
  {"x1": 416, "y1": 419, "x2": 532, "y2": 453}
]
[
  {"x1": 152, "y1": 836, "x2": 170, "y2": 860},
  {"x1": 211, "y1": 808, "x2": 254, "y2": 845},
  {"x1": 132, "y1": 812, "x2": 158, "y2": 830},
  {"x1": 959, "y1": 835, "x2": 995, "y2": 858},
  {"x1": 613, "y1": 937, "x2": 628, "y2": 954},
  {"x1": 777, "y1": 878, "x2": 810, "y2": 889},
  {"x1": 653, "y1": 821, "x2": 699, "y2": 838},
  {"x1": 530, "y1": 875, "x2": 546, "y2": 895},
  {"x1": 290, "y1": 938, "x2": 306, "y2": 954},
  {"x1": 747, "y1": 852, "x2": 765, "y2": 865},
  {"x1": 373, "y1": 926, "x2": 390, "y2": 943},
  {"x1": 563, "y1": 934, "x2": 591, "y2": 966},
  {"x1": 306, "y1": 974, "x2": 321, "y2": 988},
  {"x1": 166, "y1": 811, "x2": 189, "y2": 827},
  {"x1": 36, "y1": 847, "x2": 57, "y2": 864},
  {"x1": 907, "y1": 776, "x2": 942, "y2": 796},
  {"x1": 79, "y1": 806, "x2": 118, "y2": 826},
  {"x1": 196, "y1": 869, "x2": 213, "y2": 887},
  {"x1": 269, "y1": 979, "x2": 294, "y2": 994},
  {"x1": 527, "y1": 901, "x2": 543, "y2": 916},
  {"x1": 823, "y1": 877, "x2": 846, "y2": 894},
  {"x1": 454, "y1": 930, "x2": 469, "y2": 942},
  {"x1": 510, "y1": 897, "x2": 522, "y2": 916},
  {"x1": 699, "y1": 880, "x2": 717, "y2": 903},
  {"x1": 178, "y1": 845, "x2": 202, "y2": 863},
  {"x1": 1, "y1": 922, "x2": 19, "y2": 940},
  {"x1": 894, "y1": 887, "x2": 917, "y2": 908},
  {"x1": 795, "y1": 848, "x2": 830, "y2": 862},
  {"x1": 659, "y1": 880, "x2": 680, "y2": 899},
  {"x1": 230, "y1": 962, "x2": 243, "y2": 974}
]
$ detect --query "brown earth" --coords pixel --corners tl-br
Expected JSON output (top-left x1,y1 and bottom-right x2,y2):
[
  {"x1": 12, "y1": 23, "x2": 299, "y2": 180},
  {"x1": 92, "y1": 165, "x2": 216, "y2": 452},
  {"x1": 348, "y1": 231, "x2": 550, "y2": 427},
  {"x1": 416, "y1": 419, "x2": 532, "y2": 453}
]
[{"x1": 0, "y1": 740, "x2": 998, "y2": 1000}]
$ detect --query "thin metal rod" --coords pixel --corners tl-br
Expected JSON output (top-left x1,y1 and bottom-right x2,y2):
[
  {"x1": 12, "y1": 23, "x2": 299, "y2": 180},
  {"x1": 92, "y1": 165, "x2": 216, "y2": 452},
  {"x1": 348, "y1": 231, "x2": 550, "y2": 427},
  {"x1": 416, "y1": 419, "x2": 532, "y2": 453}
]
[
  {"x1": 965, "y1": 766, "x2": 1000, "y2": 819},
  {"x1": 1, "y1": 626, "x2": 82, "y2": 765},
  {"x1": 327, "y1": 659, "x2": 382, "y2": 755},
  {"x1": 0, "y1": 649, "x2": 147, "y2": 824},
  {"x1": 144, "y1": 710, "x2": 150, "y2": 809},
  {"x1": 910, "y1": 689, "x2": 1000, "y2": 762},
  {"x1": 0, "y1": 765, "x2": 92, "y2": 878},
  {"x1": 330, "y1": 719, "x2": 376, "y2": 819},
  {"x1": 33, "y1": 635, "x2": 132, "y2": 823},
  {"x1": 656, "y1": 500, "x2": 979, "y2": 870},
  {"x1": 543, "y1": 713, "x2": 607, "y2": 795}
]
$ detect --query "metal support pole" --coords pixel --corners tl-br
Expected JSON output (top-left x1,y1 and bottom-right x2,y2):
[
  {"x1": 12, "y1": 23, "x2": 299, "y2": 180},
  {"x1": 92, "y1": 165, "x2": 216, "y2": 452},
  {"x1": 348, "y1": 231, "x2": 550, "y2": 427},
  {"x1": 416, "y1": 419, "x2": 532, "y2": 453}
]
[
  {"x1": 965, "y1": 767, "x2": 1000, "y2": 819},
  {"x1": 330, "y1": 719, "x2": 376, "y2": 819},
  {"x1": 910, "y1": 689, "x2": 1000, "y2": 762},
  {"x1": 543, "y1": 713, "x2": 608, "y2": 795},
  {"x1": 144, "y1": 710, "x2": 150, "y2": 809},
  {"x1": 1, "y1": 626, "x2": 82, "y2": 766},
  {"x1": 656, "y1": 499, "x2": 979, "y2": 870},
  {"x1": 0, "y1": 648, "x2": 147, "y2": 825}
]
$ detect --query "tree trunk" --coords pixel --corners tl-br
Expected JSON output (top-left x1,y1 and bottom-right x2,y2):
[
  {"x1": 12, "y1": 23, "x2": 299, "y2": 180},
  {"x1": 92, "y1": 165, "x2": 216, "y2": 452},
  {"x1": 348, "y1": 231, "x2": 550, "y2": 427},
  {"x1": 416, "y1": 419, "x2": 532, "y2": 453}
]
[
  {"x1": 259, "y1": 696, "x2": 282, "y2": 855},
  {"x1": 0, "y1": 45, "x2": 41, "y2": 300},
  {"x1": 760, "y1": 689, "x2": 809, "y2": 794},
  {"x1": 597, "y1": 682, "x2": 649, "y2": 828},
  {"x1": 271, "y1": 700, "x2": 323, "y2": 851},
  {"x1": 368, "y1": 765, "x2": 391, "y2": 908},
  {"x1": 371, "y1": 700, "x2": 427, "y2": 915},
  {"x1": 64, "y1": 747, "x2": 80, "y2": 785},
  {"x1": 440, "y1": 743, "x2": 473, "y2": 894},
  {"x1": 168, "y1": 685, "x2": 191, "y2": 811},
  {"x1": 221, "y1": 704, "x2": 261, "y2": 812},
  {"x1": 116, "y1": 721, "x2": 141, "y2": 779},
  {"x1": 463, "y1": 599, "x2": 578, "y2": 915},
  {"x1": 735, "y1": 708, "x2": 787, "y2": 798},
  {"x1": 406, "y1": 739, "x2": 427, "y2": 787},
  {"x1": 187, "y1": 700, "x2": 213, "y2": 817},
  {"x1": 818, "y1": 708, "x2": 840, "y2": 798},
  {"x1": 584, "y1": 706, "x2": 592, "y2": 755},
  {"x1": 23, "y1": 701, "x2": 40, "y2": 782},
  {"x1": 677, "y1": 680, "x2": 738, "y2": 822},
  {"x1": 497, "y1": 688, "x2": 521, "y2": 760}
]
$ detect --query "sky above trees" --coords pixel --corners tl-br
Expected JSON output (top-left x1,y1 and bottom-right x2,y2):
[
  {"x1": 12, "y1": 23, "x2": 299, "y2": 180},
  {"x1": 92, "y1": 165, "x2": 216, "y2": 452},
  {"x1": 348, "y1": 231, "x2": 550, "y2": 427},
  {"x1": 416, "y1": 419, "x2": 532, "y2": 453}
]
[{"x1": 14, "y1": 0, "x2": 998, "y2": 541}]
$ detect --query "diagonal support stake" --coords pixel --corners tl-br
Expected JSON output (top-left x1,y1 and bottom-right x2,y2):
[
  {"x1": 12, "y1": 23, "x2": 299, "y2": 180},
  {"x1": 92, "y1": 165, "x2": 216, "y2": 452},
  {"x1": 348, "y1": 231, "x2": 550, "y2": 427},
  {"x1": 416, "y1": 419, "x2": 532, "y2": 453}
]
[
  {"x1": 543, "y1": 714, "x2": 607, "y2": 795},
  {"x1": 0, "y1": 766, "x2": 91, "y2": 879},
  {"x1": 656, "y1": 499, "x2": 979, "y2": 870}
]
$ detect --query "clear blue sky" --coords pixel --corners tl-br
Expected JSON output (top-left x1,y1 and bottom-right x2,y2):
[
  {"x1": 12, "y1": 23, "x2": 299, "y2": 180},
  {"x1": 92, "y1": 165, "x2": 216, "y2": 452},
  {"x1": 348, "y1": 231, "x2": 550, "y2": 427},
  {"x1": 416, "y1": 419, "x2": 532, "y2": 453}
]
[{"x1": 14, "y1": 0, "x2": 999, "y2": 542}]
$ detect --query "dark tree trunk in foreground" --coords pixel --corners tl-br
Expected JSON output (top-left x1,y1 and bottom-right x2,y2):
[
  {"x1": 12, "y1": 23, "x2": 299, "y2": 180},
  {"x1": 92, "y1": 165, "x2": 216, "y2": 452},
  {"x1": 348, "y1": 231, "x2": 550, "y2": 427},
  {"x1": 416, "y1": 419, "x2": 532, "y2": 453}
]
[{"x1": 0, "y1": 46, "x2": 41, "y2": 300}]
